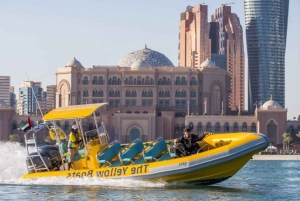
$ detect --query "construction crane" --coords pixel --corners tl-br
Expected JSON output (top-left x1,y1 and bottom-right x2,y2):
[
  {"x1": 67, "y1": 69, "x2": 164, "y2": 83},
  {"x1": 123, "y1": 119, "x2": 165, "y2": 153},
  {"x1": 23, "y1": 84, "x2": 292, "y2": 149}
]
[{"x1": 221, "y1": 2, "x2": 235, "y2": 6}]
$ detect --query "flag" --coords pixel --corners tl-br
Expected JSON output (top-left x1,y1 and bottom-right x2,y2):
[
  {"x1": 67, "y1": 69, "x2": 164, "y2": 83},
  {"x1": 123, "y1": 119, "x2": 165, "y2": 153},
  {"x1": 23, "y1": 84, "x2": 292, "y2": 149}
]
[{"x1": 20, "y1": 116, "x2": 32, "y2": 132}]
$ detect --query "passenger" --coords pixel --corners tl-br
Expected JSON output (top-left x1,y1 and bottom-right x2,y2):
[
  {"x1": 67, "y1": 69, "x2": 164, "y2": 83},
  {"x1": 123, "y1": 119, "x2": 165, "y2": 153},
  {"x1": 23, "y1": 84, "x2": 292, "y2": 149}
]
[
  {"x1": 178, "y1": 128, "x2": 209, "y2": 154},
  {"x1": 67, "y1": 125, "x2": 83, "y2": 170},
  {"x1": 173, "y1": 139, "x2": 190, "y2": 157}
]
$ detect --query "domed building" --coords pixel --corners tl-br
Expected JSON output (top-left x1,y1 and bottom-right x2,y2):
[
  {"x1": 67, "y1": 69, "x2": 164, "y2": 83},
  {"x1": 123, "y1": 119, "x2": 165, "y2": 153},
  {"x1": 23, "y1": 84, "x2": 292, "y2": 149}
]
[
  {"x1": 118, "y1": 45, "x2": 174, "y2": 68},
  {"x1": 53, "y1": 47, "x2": 230, "y2": 143}
]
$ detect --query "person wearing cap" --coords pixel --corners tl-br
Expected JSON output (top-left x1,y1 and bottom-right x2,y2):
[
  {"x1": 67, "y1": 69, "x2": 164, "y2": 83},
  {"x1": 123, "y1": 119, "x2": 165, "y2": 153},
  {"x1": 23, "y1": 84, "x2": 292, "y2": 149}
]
[
  {"x1": 178, "y1": 128, "x2": 209, "y2": 154},
  {"x1": 67, "y1": 124, "x2": 83, "y2": 170}
]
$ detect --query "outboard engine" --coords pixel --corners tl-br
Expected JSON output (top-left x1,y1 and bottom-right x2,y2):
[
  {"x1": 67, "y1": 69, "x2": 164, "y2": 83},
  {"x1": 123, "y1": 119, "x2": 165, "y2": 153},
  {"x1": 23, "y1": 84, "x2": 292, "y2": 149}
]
[{"x1": 26, "y1": 145, "x2": 62, "y2": 173}]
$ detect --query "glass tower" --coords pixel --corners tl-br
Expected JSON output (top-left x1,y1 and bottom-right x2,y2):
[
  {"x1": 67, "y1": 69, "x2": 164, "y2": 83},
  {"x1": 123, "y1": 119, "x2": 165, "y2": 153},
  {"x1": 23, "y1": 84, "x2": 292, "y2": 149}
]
[{"x1": 244, "y1": 0, "x2": 289, "y2": 112}]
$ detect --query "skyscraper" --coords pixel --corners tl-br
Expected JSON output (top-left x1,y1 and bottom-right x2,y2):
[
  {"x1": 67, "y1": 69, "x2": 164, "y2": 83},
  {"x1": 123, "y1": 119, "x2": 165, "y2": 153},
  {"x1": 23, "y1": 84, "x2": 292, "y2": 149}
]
[
  {"x1": 46, "y1": 85, "x2": 56, "y2": 111},
  {"x1": 244, "y1": 0, "x2": 289, "y2": 112},
  {"x1": 178, "y1": 4, "x2": 211, "y2": 68},
  {"x1": 18, "y1": 81, "x2": 43, "y2": 115},
  {"x1": 210, "y1": 6, "x2": 245, "y2": 111},
  {"x1": 0, "y1": 76, "x2": 10, "y2": 105}
]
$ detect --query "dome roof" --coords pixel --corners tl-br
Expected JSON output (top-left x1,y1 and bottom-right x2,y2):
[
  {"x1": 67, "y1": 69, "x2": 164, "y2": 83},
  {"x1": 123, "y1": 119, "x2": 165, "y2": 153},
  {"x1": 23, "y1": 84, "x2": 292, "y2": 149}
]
[
  {"x1": 118, "y1": 45, "x2": 174, "y2": 67},
  {"x1": 66, "y1": 57, "x2": 83, "y2": 68},
  {"x1": 261, "y1": 96, "x2": 282, "y2": 110},
  {"x1": 200, "y1": 58, "x2": 219, "y2": 69},
  {"x1": 131, "y1": 59, "x2": 151, "y2": 69}
]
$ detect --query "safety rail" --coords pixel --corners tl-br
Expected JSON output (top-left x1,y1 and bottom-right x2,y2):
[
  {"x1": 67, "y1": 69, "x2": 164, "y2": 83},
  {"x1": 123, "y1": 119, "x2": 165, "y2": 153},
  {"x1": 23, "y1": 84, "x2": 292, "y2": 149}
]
[{"x1": 24, "y1": 122, "x2": 51, "y2": 172}]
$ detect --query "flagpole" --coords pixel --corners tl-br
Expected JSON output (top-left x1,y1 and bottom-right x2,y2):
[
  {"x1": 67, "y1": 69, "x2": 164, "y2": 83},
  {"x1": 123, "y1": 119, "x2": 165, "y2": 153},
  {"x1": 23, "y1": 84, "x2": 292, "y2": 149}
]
[{"x1": 26, "y1": 74, "x2": 44, "y2": 117}]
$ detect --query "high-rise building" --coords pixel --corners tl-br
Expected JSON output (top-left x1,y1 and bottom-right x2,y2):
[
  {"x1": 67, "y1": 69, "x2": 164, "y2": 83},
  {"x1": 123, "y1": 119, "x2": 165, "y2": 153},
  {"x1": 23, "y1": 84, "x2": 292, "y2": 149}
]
[
  {"x1": 9, "y1": 86, "x2": 16, "y2": 107},
  {"x1": 18, "y1": 81, "x2": 43, "y2": 115},
  {"x1": 0, "y1": 76, "x2": 10, "y2": 105},
  {"x1": 178, "y1": 5, "x2": 211, "y2": 68},
  {"x1": 210, "y1": 5, "x2": 245, "y2": 111},
  {"x1": 46, "y1": 85, "x2": 56, "y2": 110},
  {"x1": 244, "y1": 0, "x2": 289, "y2": 112}
]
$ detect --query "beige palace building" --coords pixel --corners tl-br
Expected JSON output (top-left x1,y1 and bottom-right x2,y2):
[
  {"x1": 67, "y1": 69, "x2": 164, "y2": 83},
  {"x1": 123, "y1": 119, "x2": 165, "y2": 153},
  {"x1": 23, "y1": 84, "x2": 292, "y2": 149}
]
[{"x1": 0, "y1": 46, "x2": 294, "y2": 149}]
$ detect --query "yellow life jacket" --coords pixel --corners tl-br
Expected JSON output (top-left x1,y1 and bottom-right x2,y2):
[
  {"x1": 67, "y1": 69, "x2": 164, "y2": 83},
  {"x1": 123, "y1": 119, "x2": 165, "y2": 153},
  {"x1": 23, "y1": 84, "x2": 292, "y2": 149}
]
[{"x1": 49, "y1": 128, "x2": 66, "y2": 140}]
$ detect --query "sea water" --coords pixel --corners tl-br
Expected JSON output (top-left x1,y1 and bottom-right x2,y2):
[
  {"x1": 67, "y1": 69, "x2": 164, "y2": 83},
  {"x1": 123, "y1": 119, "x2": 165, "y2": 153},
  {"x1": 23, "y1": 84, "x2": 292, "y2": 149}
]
[{"x1": 0, "y1": 141, "x2": 299, "y2": 201}]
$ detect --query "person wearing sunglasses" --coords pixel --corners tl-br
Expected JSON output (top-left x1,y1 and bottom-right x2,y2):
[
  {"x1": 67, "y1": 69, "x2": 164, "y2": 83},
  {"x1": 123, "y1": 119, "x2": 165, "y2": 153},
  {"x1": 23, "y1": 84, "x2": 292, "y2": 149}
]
[
  {"x1": 173, "y1": 139, "x2": 190, "y2": 157},
  {"x1": 178, "y1": 128, "x2": 209, "y2": 154}
]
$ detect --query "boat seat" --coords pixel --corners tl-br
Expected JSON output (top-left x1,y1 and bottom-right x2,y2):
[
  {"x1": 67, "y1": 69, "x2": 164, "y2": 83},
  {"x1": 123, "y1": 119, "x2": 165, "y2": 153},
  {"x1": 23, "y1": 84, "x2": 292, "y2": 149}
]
[
  {"x1": 157, "y1": 152, "x2": 171, "y2": 161},
  {"x1": 111, "y1": 139, "x2": 144, "y2": 166},
  {"x1": 135, "y1": 138, "x2": 169, "y2": 164},
  {"x1": 97, "y1": 140, "x2": 121, "y2": 166},
  {"x1": 60, "y1": 142, "x2": 80, "y2": 161}
]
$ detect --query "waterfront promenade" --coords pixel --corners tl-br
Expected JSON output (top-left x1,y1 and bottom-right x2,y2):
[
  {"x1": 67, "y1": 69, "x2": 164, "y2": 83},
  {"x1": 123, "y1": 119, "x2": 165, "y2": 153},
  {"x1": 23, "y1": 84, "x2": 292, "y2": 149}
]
[{"x1": 252, "y1": 155, "x2": 300, "y2": 160}]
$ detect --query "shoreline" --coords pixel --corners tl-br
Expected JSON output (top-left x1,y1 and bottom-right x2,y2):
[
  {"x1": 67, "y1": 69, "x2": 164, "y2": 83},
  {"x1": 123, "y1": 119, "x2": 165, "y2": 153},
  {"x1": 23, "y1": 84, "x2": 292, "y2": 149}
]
[{"x1": 251, "y1": 155, "x2": 300, "y2": 160}]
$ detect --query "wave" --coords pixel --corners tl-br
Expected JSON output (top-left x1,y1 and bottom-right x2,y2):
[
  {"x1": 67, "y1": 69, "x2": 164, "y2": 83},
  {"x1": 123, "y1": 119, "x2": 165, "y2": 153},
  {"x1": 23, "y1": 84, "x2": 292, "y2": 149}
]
[{"x1": 0, "y1": 141, "x2": 166, "y2": 188}]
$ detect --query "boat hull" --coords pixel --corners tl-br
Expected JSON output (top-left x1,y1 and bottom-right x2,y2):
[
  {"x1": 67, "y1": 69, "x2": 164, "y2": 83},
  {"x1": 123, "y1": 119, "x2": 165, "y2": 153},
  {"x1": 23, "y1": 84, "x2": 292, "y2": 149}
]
[{"x1": 21, "y1": 132, "x2": 269, "y2": 184}]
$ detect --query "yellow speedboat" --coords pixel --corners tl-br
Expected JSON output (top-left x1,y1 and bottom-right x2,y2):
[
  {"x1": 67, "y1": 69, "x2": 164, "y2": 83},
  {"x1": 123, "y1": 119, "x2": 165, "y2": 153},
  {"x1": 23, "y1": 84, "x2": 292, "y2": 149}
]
[{"x1": 21, "y1": 103, "x2": 269, "y2": 185}]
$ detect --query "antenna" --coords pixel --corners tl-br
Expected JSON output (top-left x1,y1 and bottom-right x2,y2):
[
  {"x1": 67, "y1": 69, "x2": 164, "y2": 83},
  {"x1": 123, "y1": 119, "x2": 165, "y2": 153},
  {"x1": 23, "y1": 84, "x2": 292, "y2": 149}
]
[{"x1": 26, "y1": 74, "x2": 44, "y2": 117}]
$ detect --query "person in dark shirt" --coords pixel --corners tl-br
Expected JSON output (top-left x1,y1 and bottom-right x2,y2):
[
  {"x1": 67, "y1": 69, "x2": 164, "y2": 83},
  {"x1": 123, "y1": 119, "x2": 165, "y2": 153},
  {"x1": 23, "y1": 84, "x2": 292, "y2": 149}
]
[
  {"x1": 178, "y1": 128, "x2": 209, "y2": 154},
  {"x1": 173, "y1": 138, "x2": 190, "y2": 157}
]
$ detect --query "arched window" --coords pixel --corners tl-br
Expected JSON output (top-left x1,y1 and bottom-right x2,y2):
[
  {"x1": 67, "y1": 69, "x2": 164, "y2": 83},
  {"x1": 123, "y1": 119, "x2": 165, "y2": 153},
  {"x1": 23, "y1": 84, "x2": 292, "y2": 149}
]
[
  {"x1": 190, "y1": 90, "x2": 196, "y2": 98},
  {"x1": 251, "y1": 123, "x2": 256, "y2": 132},
  {"x1": 159, "y1": 90, "x2": 164, "y2": 97},
  {"x1": 215, "y1": 122, "x2": 220, "y2": 132},
  {"x1": 162, "y1": 77, "x2": 167, "y2": 85},
  {"x1": 288, "y1": 125, "x2": 294, "y2": 134},
  {"x1": 224, "y1": 122, "x2": 230, "y2": 132},
  {"x1": 112, "y1": 76, "x2": 117, "y2": 85},
  {"x1": 109, "y1": 90, "x2": 114, "y2": 97},
  {"x1": 99, "y1": 76, "x2": 104, "y2": 85},
  {"x1": 165, "y1": 90, "x2": 170, "y2": 97},
  {"x1": 11, "y1": 121, "x2": 17, "y2": 130},
  {"x1": 83, "y1": 90, "x2": 89, "y2": 97},
  {"x1": 83, "y1": 76, "x2": 88, "y2": 85},
  {"x1": 181, "y1": 90, "x2": 186, "y2": 97},
  {"x1": 233, "y1": 122, "x2": 238, "y2": 132},
  {"x1": 197, "y1": 122, "x2": 202, "y2": 132},
  {"x1": 158, "y1": 79, "x2": 162, "y2": 85},
  {"x1": 181, "y1": 124, "x2": 185, "y2": 133},
  {"x1": 188, "y1": 122, "x2": 194, "y2": 131},
  {"x1": 242, "y1": 122, "x2": 247, "y2": 132},
  {"x1": 137, "y1": 76, "x2": 142, "y2": 85},
  {"x1": 92, "y1": 89, "x2": 98, "y2": 97},
  {"x1": 89, "y1": 123, "x2": 94, "y2": 131},
  {"x1": 175, "y1": 90, "x2": 181, "y2": 97},
  {"x1": 129, "y1": 76, "x2": 133, "y2": 85},
  {"x1": 126, "y1": 90, "x2": 131, "y2": 97},
  {"x1": 132, "y1": 90, "x2": 136, "y2": 97},
  {"x1": 148, "y1": 90, "x2": 153, "y2": 97},
  {"x1": 99, "y1": 90, "x2": 103, "y2": 97},
  {"x1": 64, "y1": 121, "x2": 69, "y2": 131},
  {"x1": 92, "y1": 76, "x2": 98, "y2": 85},
  {"x1": 175, "y1": 124, "x2": 180, "y2": 133},
  {"x1": 175, "y1": 77, "x2": 180, "y2": 85},
  {"x1": 145, "y1": 76, "x2": 150, "y2": 85},
  {"x1": 190, "y1": 77, "x2": 197, "y2": 85},
  {"x1": 206, "y1": 122, "x2": 212, "y2": 132},
  {"x1": 142, "y1": 90, "x2": 147, "y2": 97},
  {"x1": 181, "y1": 77, "x2": 187, "y2": 85},
  {"x1": 115, "y1": 90, "x2": 120, "y2": 97},
  {"x1": 129, "y1": 128, "x2": 140, "y2": 142}
]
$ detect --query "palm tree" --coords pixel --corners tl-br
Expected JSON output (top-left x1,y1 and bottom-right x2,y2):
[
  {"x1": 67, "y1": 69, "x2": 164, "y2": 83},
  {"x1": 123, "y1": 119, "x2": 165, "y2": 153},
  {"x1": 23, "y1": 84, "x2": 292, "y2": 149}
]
[{"x1": 282, "y1": 132, "x2": 293, "y2": 154}]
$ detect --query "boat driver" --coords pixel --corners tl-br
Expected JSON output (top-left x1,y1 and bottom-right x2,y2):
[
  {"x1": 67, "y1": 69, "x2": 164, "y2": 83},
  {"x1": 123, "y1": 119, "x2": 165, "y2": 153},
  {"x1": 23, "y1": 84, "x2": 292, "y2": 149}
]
[
  {"x1": 178, "y1": 128, "x2": 209, "y2": 154},
  {"x1": 68, "y1": 125, "x2": 83, "y2": 170}
]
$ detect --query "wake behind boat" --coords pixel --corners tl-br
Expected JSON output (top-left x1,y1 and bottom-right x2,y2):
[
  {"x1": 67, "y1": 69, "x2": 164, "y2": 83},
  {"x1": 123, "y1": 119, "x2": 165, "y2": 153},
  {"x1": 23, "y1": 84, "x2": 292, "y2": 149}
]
[{"x1": 21, "y1": 103, "x2": 269, "y2": 184}]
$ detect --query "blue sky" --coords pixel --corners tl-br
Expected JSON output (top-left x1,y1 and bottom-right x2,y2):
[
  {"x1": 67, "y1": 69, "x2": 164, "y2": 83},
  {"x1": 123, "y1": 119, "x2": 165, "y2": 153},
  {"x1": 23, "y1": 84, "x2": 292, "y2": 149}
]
[{"x1": 1, "y1": 0, "x2": 299, "y2": 119}]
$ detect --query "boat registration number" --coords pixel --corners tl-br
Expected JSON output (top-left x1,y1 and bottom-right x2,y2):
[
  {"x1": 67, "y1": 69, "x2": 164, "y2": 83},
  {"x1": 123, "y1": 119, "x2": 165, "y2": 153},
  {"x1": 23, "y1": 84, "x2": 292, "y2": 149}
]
[{"x1": 179, "y1": 162, "x2": 187, "y2": 166}]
